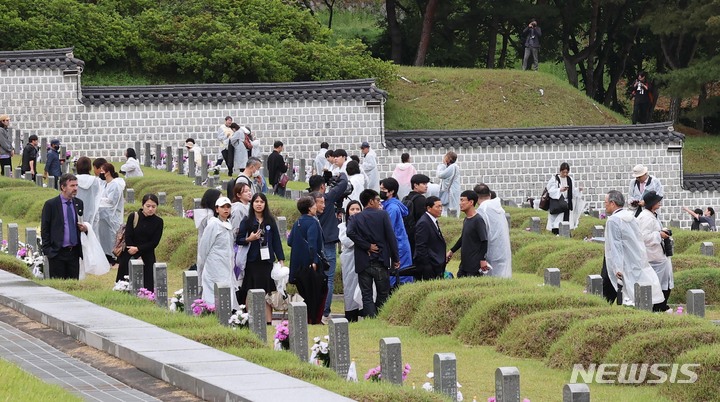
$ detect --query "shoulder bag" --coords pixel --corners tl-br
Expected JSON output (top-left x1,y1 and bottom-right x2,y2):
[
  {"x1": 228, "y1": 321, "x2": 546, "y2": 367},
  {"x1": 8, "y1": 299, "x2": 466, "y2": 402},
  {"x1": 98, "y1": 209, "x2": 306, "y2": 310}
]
[{"x1": 112, "y1": 212, "x2": 139, "y2": 257}]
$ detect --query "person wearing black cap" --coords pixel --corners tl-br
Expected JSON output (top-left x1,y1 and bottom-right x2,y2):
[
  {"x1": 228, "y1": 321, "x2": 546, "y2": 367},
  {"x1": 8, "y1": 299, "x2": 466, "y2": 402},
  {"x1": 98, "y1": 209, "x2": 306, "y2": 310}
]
[
  {"x1": 44, "y1": 139, "x2": 62, "y2": 189},
  {"x1": 636, "y1": 191, "x2": 674, "y2": 312}
]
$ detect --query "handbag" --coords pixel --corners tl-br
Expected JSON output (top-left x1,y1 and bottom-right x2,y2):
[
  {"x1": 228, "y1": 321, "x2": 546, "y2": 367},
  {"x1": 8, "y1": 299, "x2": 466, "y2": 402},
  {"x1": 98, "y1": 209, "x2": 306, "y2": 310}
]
[
  {"x1": 548, "y1": 195, "x2": 569, "y2": 215},
  {"x1": 279, "y1": 173, "x2": 289, "y2": 188},
  {"x1": 112, "y1": 212, "x2": 139, "y2": 257},
  {"x1": 538, "y1": 187, "x2": 550, "y2": 211}
]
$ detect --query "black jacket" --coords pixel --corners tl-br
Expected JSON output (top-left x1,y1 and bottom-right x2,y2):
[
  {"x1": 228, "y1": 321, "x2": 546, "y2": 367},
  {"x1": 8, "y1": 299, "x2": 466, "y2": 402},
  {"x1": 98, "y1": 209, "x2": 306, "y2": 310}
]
[
  {"x1": 267, "y1": 150, "x2": 287, "y2": 186},
  {"x1": 346, "y1": 207, "x2": 399, "y2": 273},
  {"x1": 414, "y1": 212, "x2": 446, "y2": 268},
  {"x1": 41, "y1": 196, "x2": 84, "y2": 259}
]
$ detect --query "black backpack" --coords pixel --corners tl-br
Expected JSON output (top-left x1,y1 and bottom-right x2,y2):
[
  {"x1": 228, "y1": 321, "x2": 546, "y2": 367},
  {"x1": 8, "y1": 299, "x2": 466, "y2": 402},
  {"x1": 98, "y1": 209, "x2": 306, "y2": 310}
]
[{"x1": 402, "y1": 193, "x2": 421, "y2": 234}]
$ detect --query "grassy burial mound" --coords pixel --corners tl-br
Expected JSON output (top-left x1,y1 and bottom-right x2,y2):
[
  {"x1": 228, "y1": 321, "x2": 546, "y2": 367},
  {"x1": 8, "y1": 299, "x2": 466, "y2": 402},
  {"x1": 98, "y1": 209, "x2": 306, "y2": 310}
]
[
  {"x1": 513, "y1": 238, "x2": 579, "y2": 273},
  {"x1": 661, "y1": 344, "x2": 720, "y2": 401},
  {"x1": 570, "y1": 256, "x2": 604, "y2": 286},
  {"x1": 534, "y1": 242, "x2": 605, "y2": 280},
  {"x1": 604, "y1": 326, "x2": 720, "y2": 367},
  {"x1": 546, "y1": 314, "x2": 711, "y2": 369},
  {"x1": 669, "y1": 268, "x2": 720, "y2": 304},
  {"x1": 671, "y1": 230, "x2": 720, "y2": 254}
]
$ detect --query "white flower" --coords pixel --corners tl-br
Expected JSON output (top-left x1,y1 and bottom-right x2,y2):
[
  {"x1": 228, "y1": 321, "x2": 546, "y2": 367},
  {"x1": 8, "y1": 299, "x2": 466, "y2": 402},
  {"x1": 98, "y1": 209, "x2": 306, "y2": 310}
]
[
  {"x1": 426, "y1": 372, "x2": 434, "y2": 378},
  {"x1": 422, "y1": 382, "x2": 434, "y2": 392},
  {"x1": 314, "y1": 336, "x2": 321, "y2": 343}
]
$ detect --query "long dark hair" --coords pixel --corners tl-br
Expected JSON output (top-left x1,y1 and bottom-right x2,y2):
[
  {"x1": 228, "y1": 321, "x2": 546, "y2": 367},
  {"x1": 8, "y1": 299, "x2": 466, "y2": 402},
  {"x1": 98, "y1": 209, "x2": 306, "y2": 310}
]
[
  {"x1": 345, "y1": 200, "x2": 362, "y2": 219},
  {"x1": 250, "y1": 193, "x2": 274, "y2": 223}
]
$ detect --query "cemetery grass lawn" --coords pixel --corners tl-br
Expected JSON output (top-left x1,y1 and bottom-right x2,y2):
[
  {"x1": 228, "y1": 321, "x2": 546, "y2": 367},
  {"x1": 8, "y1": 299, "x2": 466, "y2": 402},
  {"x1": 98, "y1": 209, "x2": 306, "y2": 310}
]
[{"x1": 0, "y1": 359, "x2": 83, "y2": 402}]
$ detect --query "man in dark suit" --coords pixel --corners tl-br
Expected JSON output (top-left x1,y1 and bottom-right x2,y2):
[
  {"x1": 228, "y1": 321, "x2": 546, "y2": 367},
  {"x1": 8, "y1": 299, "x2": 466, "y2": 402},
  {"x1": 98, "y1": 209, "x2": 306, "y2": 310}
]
[
  {"x1": 414, "y1": 196, "x2": 447, "y2": 280},
  {"x1": 346, "y1": 189, "x2": 399, "y2": 318},
  {"x1": 41, "y1": 173, "x2": 87, "y2": 279}
]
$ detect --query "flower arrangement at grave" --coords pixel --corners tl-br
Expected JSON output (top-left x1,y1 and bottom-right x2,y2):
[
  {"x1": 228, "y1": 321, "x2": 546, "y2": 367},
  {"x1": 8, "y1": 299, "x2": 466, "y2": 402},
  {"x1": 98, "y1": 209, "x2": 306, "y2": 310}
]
[
  {"x1": 113, "y1": 276, "x2": 131, "y2": 292},
  {"x1": 156, "y1": 153, "x2": 167, "y2": 170},
  {"x1": 137, "y1": 288, "x2": 156, "y2": 301},
  {"x1": 228, "y1": 305, "x2": 249, "y2": 328},
  {"x1": 0, "y1": 239, "x2": 8, "y2": 254},
  {"x1": 169, "y1": 289, "x2": 184, "y2": 312},
  {"x1": 364, "y1": 363, "x2": 411, "y2": 382},
  {"x1": 309, "y1": 336, "x2": 330, "y2": 367},
  {"x1": 274, "y1": 320, "x2": 290, "y2": 350},
  {"x1": 184, "y1": 209, "x2": 194, "y2": 219},
  {"x1": 191, "y1": 299, "x2": 216, "y2": 316},
  {"x1": 421, "y1": 372, "x2": 464, "y2": 401}
]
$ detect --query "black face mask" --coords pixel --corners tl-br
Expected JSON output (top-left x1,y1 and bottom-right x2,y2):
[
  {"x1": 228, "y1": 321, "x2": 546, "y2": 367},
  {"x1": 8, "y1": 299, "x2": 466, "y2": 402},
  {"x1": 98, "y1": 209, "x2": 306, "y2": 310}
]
[
  {"x1": 379, "y1": 191, "x2": 388, "y2": 200},
  {"x1": 52, "y1": 145, "x2": 59, "y2": 151},
  {"x1": 99, "y1": 173, "x2": 106, "y2": 180}
]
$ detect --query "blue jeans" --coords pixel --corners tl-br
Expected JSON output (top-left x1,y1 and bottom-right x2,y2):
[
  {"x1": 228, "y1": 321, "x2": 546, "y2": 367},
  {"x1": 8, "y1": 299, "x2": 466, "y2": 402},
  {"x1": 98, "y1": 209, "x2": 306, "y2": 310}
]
[
  {"x1": 358, "y1": 260, "x2": 390, "y2": 318},
  {"x1": 323, "y1": 242, "x2": 337, "y2": 316}
]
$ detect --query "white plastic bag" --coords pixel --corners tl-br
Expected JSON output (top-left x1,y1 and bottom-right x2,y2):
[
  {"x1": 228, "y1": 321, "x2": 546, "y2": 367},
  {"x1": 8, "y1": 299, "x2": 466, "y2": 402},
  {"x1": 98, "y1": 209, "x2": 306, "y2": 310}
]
[{"x1": 80, "y1": 225, "x2": 110, "y2": 277}]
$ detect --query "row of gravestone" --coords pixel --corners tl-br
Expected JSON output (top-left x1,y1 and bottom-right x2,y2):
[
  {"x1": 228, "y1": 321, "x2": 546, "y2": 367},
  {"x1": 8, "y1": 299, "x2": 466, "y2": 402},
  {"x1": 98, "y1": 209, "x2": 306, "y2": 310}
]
[
  {"x1": 542, "y1": 268, "x2": 707, "y2": 317},
  {"x1": 128, "y1": 260, "x2": 592, "y2": 402}
]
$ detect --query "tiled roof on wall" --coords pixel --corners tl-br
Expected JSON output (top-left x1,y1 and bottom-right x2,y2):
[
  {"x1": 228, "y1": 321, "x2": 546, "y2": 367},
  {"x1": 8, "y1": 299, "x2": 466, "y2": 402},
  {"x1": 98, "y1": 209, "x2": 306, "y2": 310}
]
[
  {"x1": 0, "y1": 47, "x2": 84, "y2": 71},
  {"x1": 385, "y1": 122, "x2": 684, "y2": 149},
  {"x1": 82, "y1": 79, "x2": 388, "y2": 105},
  {"x1": 683, "y1": 174, "x2": 720, "y2": 192}
]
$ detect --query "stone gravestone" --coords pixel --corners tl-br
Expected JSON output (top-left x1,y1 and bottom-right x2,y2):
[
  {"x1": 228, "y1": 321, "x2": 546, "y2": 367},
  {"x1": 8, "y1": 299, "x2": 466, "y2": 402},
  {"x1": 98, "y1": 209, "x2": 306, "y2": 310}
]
[
  {"x1": 701, "y1": 242, "x2": 714, "y2": 257},
  {"x1": 188, "y1": 150, "x2": 196, "y2": 178},
  {"x1": 289, "y1": 302, "x2": 309, "y2": 361},
  {"x1": 0, "y1": 219, "x2": 3, "y2": 244},
  {"x1": 36, "y1": 175, "x2": 43, "y2": 187},
  {"x1": 14, "y1": 167, "x2": 21, "y2": 179},
  {"x1": 207, "y1": 176, "x2": 216, "y2": 188},
  {"x1": 24, "y1": 172, "x2": 32, "y2": 181},
  {"x1": 153, "y1": 263, "x2": 168, "y2": 308},
  {"x1": 686, "y1": 289, "x2": 705, "y2": 318},
  {"x1": 41, "y1": 138, "x2": 48, "y2": 162},
  {"x1": 544, "y1": 268, "x2": 561, "y2": 287},
  {"x1": 193, "y1": 198, "x2": 202, "y2": 210},
  {"x1": 14, "y1": 130, "x2": 21, "y2": 153},
  {"x1": 176, "y1": 148, "x2": 184, "y2": 175},
  {"x1": 668, "y1": 220, "x2": 680, "y2": 228},
  {"x1": 592, "y1": 225, "x2": 604, "y2": 238},
  {"x1": 25, "y1": 228, "x2": 37, "y2": 253},
  {"x1": 200, "y1": 154, "x2": 209, "y2": 182},
  {"x1": 144, "y1": 143, "x2": 152, "y2": 167},
  {"x1": 299, "y1": 158, "x2": 306, "y2": 182},
  {"x1": 214, "y1": 282, "x2": 233, "y2": 326},
  {"x1": 634, "y1": 283, "x2": 652, "y2": 311},
  {"x1": 182, "y1": 271, "x2": 199, "y2": 316},
  {"x1": 559, "y1": 222, "x2": 571, "y2": 237},
  {"x1": 3, "y1": 165, "x2": 10, "y2": 178},
  {"x1": 277, "y1": 217, "x2": 287, "y2": 237},
  {"x1": 247, "y1": 289, "x2": 267, "y2": 342},
  {"x1": 590, "y1": 210, "x2": 600, "y2": 219},
  {"x1": 433, "y1": 353, "x2": 457, "y2": 401},
  {"x1": 7, "y1": 223, "x2": 19, "y2": 257},
  {"x1": 174, "y1": 196, "x2": 183, "y2": 217},
  {"x1": 194, "y1": 176, "x2": 202, "y2": 186},
  {"x1": 530, "y1": 217, "x2": 541, "y2": 233},
  {"x1": 495, "y1": 367, "x2": 520, "y2": 402},
  {"x1": 135, "y1": 141, "x2": 141, "y2": 162},
  {"x1": 59, "y1": 146, "x2": 67, "y2": 173},
  {"x1": 328, "y1": 318, "x2": 350, "y2": 377},
  {"x1": 165, "y1": 146, "x2": 173, "y2": 172},
  {"x1": 522, "y1": 201, "x2": 531, "y2": 208},
  {"x1": 48, "y1": 176, "x2": 56, "y2": 190},
  {"x1": 700, "y1": 222, "x2": 710, "y2": 231},
  {"x1": 154, "y1": 144, "x2": 161, "y2": 168},
  {"x1": 380, "y1": 337, "x2": 403, "y2": 385},
  {"x1": 286, "y1": 157, "x2": 294, "y2": 179},
  {"x1": 129, "y1": 260, "x2": 145, "y2": 293},
  {"x1": 126, "y1": 188, "x2": 135, "y2": 204},
  {"x1": 157, "y1": 192, "x2": 167, "y2": 206},
  {"x1": 586, "y1": 275, "x2": 603, "y2": 296},
  {"x1": 563, "y1": 383, "x2": 590, "y2": 402}
]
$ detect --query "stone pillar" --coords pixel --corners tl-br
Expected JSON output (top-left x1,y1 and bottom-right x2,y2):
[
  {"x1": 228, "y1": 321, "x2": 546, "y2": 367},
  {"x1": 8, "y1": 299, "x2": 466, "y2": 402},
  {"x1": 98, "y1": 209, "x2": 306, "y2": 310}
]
[
  {"x1": 129, "y1": 260, "x2": 145, "y2": 293},
  {"x1": 48, "y1": 176, "x2": 56, "y2": 190},
  {"x1": 7, "y1": 223, "x2": 19, "y2": 257},
  {"x1": 25, "y1": 228, "x2": 37, "y2": 253},
  {"x1": 24, "y1": 171, "x2": 32, "y2": 181},
  {"x1": 379, "y1": 337, "x2": 403, "y2": 385},
  {"x1": 14, "y1": 130, "x2": 21, "y2": 153},
  {"x1": 586, "y1": 275, "x2": 603, "y2": 296},
  {"x1": 157, "y1": 192, "x2": 166, "y2": 206},
  {"x1": 563, "y1": 383, "x2": 590, "y2": 402},
  {"x1": 214, "y1": 282, "x2": 233, "y2": 326},
  {"x1": 165, "y1": 146, "x2": 173, "y2": 172},
  {"x1": 135, "y1": 141, "x2": 141, "y2": 162},
  {"x1": 182, "y1": 271, "x2": 199, "y2": 316},
  {"x1": 155, "y1": 144, "x2": 162, "y2": 168},
  {"x1": 13, "y1": 167, "x2": 21, "y2": 179},
  {"x1": 286, "y1": 157, "x2": 294, "y2": 180},
  {"x1": 40, "y1": 138, "x2": 48, "y2": 162},
  {"x1": 200, "y1": 154, "x2": 209, "y2": 182},
  {"x1": 668, "y1": 220, "x2": 680, "y2": 228},
  {"x1": 59, "y1": 146, "x2": 67, "y2": 174},
  {"x1": 144, "y1": 143, "x2": 152, "y2": 167},
  {"x1": 35, "y1": 175, "x2": 43, "y2": 187},
  {"x1": 592, "y1": 225, "x2": 604, "y2": 238},
  {"x1": 701, "y1": 242, "x2": 714, "y2": 257},
  {"x1": 495, "y1": 367, "x2": 520, "y2": 402},
  {"x1": 700, "y1": 222, "x2": 710, "y2": 231},
  {"x1": 153, "y1": 263, "x2": 168, "y2": 308},
  {"x1": 176, "y1": 147, "x2": 184, "y2": 175},
  {"x1": 289, "y1": 302, "x2": 309, "y2": 361},
  {"x1": 328, "y1": 318, "x2": 350, "y2": 377},
  {"x1": 193, "y1": 198, "x2": 202, "y2": 210},
  {"x1": 188, "y1": 150, "x2": 196, "y2": 178},
  {"x1": 174, "y1": 196, "x2": 183, "y2": 217},
  {"x1": 126, "y1": 188, "x2": 135, "y2": 204},
  {"x1": 3, "y1": 166, "x2": 10, "y2": 178},
  {"x1": 433, "y1": 353, "x2": 457, "y2": 401},
  {"x1": 544, "y1": 268, "x2": 560, "y2": 287},
  {"x1": 299, "y1": 158, "x2": 306, "y2": 182},
  {"x1": 559, "y1": 222, "x2": 571, "y2": 237},
  {"x1": 247, "y1": 289, "x2": 267, "y2": 343},
  {"x1": 277, "y1": 216, "x2": 287, "y2": 237},
  {"x1": 634, "y1": 283, "x2": 652, "y2": 311},
  {"x1": 686, "y1": 289, "x2": 705, "y2": 318},
  {"x1": 530, "y1": 217, "x2": 541, "y2": 234}
]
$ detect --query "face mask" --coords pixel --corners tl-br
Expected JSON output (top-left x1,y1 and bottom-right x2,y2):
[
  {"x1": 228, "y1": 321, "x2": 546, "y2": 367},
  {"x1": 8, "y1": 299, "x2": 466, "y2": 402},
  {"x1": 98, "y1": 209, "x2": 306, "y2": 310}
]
[
  {"x1": 379, "y1": 191, "x2": 388, "y2": 200},
  {"x1": 252, "y1": 171, "x2": 260, "y2": 178},
  {"x1": 99, "y1": 173, "x2": 106, "y2": 180}
]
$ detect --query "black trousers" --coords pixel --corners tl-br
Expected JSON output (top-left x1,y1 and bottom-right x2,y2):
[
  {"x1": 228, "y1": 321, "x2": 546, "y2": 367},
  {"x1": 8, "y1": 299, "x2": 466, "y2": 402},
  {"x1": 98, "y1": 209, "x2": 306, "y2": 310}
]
[
  {"x1": 0, "y1": 158, "x2": 11, "y2": 176},
  {"x1": 291, "y1": 265, "x2": 328, "y2": 324},
  {"x1": 601, "y1": 257, "x2": 618, "y2": 304},
  {"x1": 48, "y1": 247, "x2": 80, "y2": 279}
]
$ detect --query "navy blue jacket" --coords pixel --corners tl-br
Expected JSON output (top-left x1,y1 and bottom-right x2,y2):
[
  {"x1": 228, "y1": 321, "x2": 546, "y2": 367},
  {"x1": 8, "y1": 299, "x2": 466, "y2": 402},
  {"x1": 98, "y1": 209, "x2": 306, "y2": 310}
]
[
  {"x1": 236, "y1": 216, "x2": 285, "y2": 263},
  {"x1": 317, "y1": 172, "x2": 348, "y2": 244},
  {"x1": 346, "y1": 207, "x2": 399, "y2": 273},
  {"x1": 287, "y1": 214, "x2": 325, "y2": 280},
  {"x1": 45, "y1": 148, "x2": 61, "y2": 177}
]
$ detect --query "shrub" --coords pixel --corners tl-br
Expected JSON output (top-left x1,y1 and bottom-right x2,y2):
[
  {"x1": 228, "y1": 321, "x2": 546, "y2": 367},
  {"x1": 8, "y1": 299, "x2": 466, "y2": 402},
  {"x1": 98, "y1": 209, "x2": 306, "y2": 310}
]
[
  {"x1": 605, "y1": 326, "x2": 720, "y2": 367},
  {"x1": 546, "y1": 314, "x2": 709, "y2": 369},
  {"x1": 514, "y1": 239, "x2": 578, "y2": 273},
  {"x1": 495, "y1": 306, "x2": 638, "y2": 358},
  {"x1": 661, "y1": 345, "x2": 720, "y2": 401},
  {"x1": 453, "y1": 292, "x2": 605, "y2": 345},
  {"x1": 669, "y1": 268, "x2": 720, "y2": 304},
  {"x1": 535, "y1": 242, "x2": 604, "y2": 280},
  {"x1": 0, "y1": 254, "x2": 33, "y2": 279},
  {"x1": 570, "y1": 256, "x2": 604, "y2": 286}
]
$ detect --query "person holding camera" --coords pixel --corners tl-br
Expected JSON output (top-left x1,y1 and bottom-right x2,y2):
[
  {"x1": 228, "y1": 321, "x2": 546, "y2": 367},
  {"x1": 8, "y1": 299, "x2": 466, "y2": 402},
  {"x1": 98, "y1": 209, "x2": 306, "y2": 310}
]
[
  {"x1": 628, "y1": 164, "x2": 664, "y2": 217},
  {"x1": 522, "y1": 19, "x2": 542, "y2": 71},
  {"x1": 636, "y1": 191, "x2": 674, "y2": 312},
  {"x1": 631, "y1": 71, "x2": 653, "y2": 124}
]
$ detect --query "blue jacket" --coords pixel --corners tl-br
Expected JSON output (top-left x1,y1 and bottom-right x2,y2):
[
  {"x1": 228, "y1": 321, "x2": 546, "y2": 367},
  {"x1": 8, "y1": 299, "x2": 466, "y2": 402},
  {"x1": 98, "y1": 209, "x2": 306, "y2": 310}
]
[
  {"x1": 45, "y1": 148, "x2": 61, "y2": 177},
  {"x1": 381, "y1": 197, "x2": 413, "y2": 269},
  {"x1": 287, "y1": 214, "x2": 324, "y2": 280}
]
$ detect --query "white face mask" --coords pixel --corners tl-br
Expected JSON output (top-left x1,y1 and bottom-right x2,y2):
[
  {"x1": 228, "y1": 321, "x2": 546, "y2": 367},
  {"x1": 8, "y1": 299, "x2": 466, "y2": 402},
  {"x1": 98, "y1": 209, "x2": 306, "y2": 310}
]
[{"x1": 252, "y1": 171, "x2": 261, "y2": 178}]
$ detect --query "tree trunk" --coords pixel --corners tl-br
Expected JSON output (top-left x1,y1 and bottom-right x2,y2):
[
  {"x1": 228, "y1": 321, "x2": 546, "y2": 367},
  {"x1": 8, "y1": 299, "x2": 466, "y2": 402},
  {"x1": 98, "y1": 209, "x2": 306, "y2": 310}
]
[
  {"x1": 486, "y1": 16, "x2": 498, "y2": 69},
  {"x1": 414, "y1": 0, "x2": 439, "y2": 66},
  {"x1": 498, "y1": 28, "x2": 510, "y2": 69},
  {"x1": 324, "y1": 0, "x2": 336, "y2": 29},
  {"x1": 697, "y1": 84, "x2": 707, "y2": 132},
  {"x1": 386, "y1": 0, "x2": 403, "y2": 64},
  {"x1": 669, "y1": 97, "x2": 681, "y2": 124}
]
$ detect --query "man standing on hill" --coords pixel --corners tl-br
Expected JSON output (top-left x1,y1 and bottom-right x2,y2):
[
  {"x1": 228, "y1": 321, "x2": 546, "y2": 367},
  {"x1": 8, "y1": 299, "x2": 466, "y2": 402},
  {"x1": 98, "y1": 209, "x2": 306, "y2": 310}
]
[
  {"x1": 475, "y1": 183, "x2": 512, "y2": 278},
  {"x1": 522, "y1": 19, "x2": 542, "y2": 71},
  {"x1": 631, "y1": 71, "x2": 653, "y2": 124},
  {"x1": 447, "y1": 190, "x2": 489, "y2": 277}
]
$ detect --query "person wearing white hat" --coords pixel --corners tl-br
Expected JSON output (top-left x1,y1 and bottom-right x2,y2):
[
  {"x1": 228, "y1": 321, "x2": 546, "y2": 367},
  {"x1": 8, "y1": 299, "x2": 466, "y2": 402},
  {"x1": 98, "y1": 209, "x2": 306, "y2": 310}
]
[
  {"x1": 628, "y1": 164, "x2": 663, "y2": 217},
  {"x1": 198, "y1": 196, "x2": 238, "y2": 309},
  {"x1": 185, "y1": 138, "x2": 203, "y2": 174}
]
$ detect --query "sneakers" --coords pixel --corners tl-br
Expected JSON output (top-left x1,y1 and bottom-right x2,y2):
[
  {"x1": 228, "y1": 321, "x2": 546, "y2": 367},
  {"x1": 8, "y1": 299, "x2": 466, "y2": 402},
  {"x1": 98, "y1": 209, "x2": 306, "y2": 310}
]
[{"x1": 321, "y1": 315, "x2": 329, "y2": 325}]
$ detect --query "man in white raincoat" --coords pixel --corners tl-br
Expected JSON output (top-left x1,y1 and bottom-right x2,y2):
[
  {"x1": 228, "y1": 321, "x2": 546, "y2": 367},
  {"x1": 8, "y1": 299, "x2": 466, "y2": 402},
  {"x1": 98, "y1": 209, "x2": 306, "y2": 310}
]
[
  {"x1": 475, "y1": 183, "x2": 512, "y2": 278},
  {"x1": 602, "y1": 190, "x2": 663, "y2": 306},
  {"x1": 360, "y1": 142, "x2": 380, "y2": 191}
]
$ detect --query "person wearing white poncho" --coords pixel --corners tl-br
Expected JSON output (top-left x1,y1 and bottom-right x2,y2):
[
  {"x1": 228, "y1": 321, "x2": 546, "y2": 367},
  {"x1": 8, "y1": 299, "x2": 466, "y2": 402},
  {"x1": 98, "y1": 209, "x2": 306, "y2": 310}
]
[
  {"x1": 636, "y1": 191, "x2": 674, "y2": 311},
  {"x1": 475, "y1": 184, "x2": 512, "y2": 278},
  {"x1": 97, "y1": 163, "x2": 125, "y2": 260},
  {"x1": 602, "y1": 190, "x2": 663, "y2": 306},
  {"x1": 545, "y1": 162, "x2": 585, "y2": 234},
  {"x1": 198, "y1": 197, "x2": 238, "y2": 310}
]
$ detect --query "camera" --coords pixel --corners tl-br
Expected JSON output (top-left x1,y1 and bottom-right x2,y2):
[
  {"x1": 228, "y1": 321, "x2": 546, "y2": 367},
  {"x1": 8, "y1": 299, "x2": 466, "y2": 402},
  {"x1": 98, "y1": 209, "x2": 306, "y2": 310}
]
[{"x1": 662, "y1": 229, "x2": 673, "y2": 257}]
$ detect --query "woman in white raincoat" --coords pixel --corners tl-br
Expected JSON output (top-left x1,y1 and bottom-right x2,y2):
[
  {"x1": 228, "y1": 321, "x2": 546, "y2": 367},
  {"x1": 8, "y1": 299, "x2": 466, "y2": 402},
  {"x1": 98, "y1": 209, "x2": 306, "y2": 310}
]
[
  {"x1": 436, "y1": 151, "x2": 461, "y2": 217},
  {"x1": 198, "y1": 197, "x2": 238, "y2": 309},
  {"x1": 74, "y1": 157, "x2": 102, "y2": 234},
  {"x1": 193, "y1": 189, "x2": 222, "y2": 283},
  {"x1": 97, "y1": 163, "x2": 125, "y2": 261},
  {"x1": 338, "y1": 200, "x2": 363, "y2": 322},
  {"x1": 545, "y1": 162, "x2": 585, "y2": 234},
  {"x1": 636, "y1": 191, "x2": 673, "y2": 312},
  {"x1": 392, "y1": 153, "x2": 417, "y2": 200}
]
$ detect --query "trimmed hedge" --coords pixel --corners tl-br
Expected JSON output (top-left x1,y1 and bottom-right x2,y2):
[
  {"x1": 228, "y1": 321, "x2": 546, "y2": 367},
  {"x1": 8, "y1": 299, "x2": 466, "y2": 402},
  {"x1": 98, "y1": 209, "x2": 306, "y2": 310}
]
[
  {"x1": 605, "y1": 326, "x2": 720, "y2": 366},
  {"x1": 661, "y1": 344, "x2": 720, "y2": 401},
  {"x1": 668, "y1": 268, "x2": 720, "y2": 304},
  {"x1": 546, "y1": 313, "x2": 709, "y2": 369},
  {"x1": 535, "y1": 242, "x2": 604, "y2": 280},
  {"x1": 495, "y1": 306, "x2": 638, "y2": 358},
  {"x1": 0, "y1": 254, "x2": 33, "y2": 279},
  {"x1": 570, "y1": 256, "x2": 604, "y2": 286},
  {"x1": 514, "y1": 239, "x2": 578, "y2": 273},
  {"x1": 453, "y1": 292, "x2": 605, "y2": 345}
]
